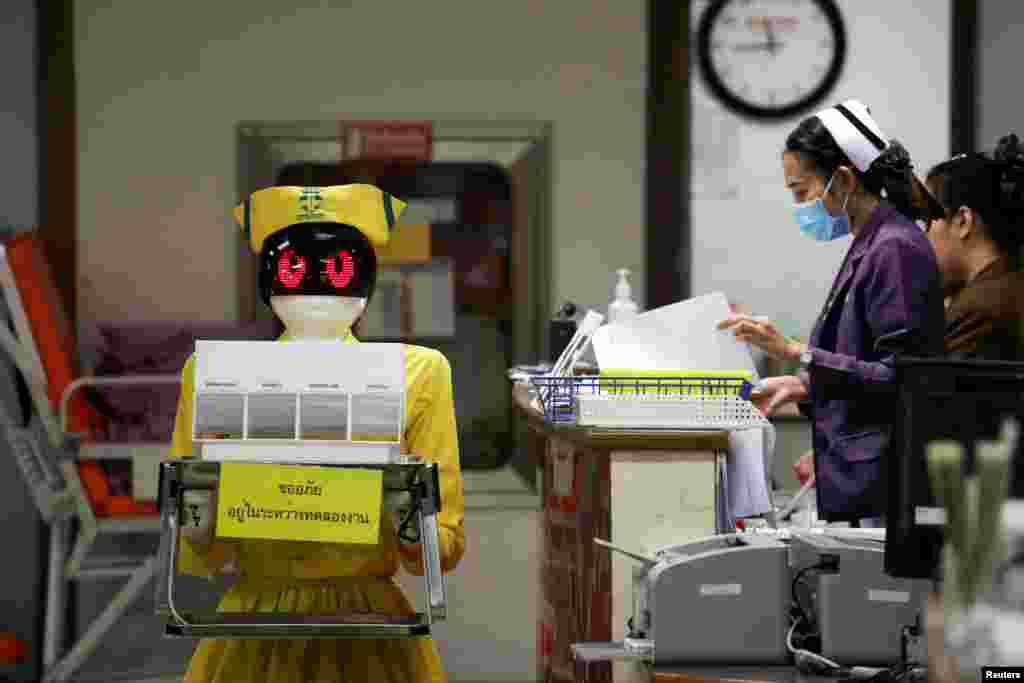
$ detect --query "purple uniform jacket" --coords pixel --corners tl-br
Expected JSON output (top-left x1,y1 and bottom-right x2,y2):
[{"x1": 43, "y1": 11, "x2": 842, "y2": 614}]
[{"x1": 799, "y1": 205, "x2": 945, "y2": 521}]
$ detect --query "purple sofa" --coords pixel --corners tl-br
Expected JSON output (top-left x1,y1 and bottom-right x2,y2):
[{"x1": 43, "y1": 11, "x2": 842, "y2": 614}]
[
  {"x1": 77, "y1": 320, "x2": 282, "y2": 496},
  {"x1": 79, "y1": 319, "x2": 282, "y2": 443}
]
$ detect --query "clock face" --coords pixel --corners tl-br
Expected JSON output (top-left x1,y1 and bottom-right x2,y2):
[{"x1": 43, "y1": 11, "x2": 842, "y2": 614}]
[{"x1": 697, "y1": 0, "x2": 847, "y2": 120}]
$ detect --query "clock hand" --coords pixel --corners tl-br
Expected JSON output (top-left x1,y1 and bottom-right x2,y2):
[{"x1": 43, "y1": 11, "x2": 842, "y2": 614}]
[
  {"x1": 731, "y1": 41, "x2": 776, "y2": 53},
  {"x1": 733, "y1": 42, "x2": 770, "y2": 52},
  {"x1": 766, "y1": 20, "x2": 780, "y2": 56}
]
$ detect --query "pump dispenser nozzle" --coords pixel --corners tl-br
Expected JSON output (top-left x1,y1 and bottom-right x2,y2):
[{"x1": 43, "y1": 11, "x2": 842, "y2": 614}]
[{"x1": 615, "y1": 269, "x2": 632, "y2": 299}]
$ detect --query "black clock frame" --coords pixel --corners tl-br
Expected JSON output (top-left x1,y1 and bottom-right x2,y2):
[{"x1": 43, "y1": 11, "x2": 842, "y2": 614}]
[{"x1": 696, "y1": 0, "x2": 848, "y2": 121}]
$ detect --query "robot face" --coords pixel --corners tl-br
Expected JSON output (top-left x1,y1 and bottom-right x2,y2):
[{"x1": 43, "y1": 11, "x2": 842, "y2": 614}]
[{"x1": 258, "y1": 223, "x2": 377, "y2": 304}]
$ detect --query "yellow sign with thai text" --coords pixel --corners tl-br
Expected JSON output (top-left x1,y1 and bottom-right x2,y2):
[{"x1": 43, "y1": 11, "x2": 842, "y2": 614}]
[{"x1": 216, "y1": 463, "x2": 383, "y2": 544}]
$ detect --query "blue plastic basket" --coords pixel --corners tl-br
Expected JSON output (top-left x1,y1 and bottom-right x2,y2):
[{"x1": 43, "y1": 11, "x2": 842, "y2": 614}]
[{"x1": 529, "y1": 375, "x2": 754, "y2": 424}]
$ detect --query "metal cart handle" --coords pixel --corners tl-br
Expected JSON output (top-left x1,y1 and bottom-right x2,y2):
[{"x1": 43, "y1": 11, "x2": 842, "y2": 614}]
[
  {"x1": 155, "y1": 460, "x2": 448, "y2": 639},
  {"x1": 417, "y1": 463, "x2": 446, "y2": 619}
]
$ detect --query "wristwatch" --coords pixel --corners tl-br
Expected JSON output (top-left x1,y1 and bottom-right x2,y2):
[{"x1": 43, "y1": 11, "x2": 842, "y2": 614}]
[{"x1": 799, "y1": 348, "x2": 814, "y2": 370}]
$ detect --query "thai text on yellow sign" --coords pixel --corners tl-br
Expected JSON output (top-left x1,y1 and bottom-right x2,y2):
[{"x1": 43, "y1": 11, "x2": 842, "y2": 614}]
[{"x1": 216, "y1": 463, "x2": 383, "y2": 544}]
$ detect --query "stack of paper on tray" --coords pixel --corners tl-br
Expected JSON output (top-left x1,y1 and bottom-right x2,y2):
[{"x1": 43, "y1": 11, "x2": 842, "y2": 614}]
[
  {"x1": 592, "y1": 292, "x2": 773, "y2": 522},
  {"x1": 591, "y1": 291, "x2": 760, "y2": 380}
]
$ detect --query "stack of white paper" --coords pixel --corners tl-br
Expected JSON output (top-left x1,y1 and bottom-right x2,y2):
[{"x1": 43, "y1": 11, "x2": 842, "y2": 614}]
[
  {"x1": 591, "y1": 292, "x2": 759, "y2": 381},
  {"x1": 591, "y1": 292, "x2": 772, "y2": 521}
]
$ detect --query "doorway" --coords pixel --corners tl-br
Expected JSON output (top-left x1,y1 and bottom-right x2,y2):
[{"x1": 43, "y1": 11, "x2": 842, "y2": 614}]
[{"x1": 236, "y1": 121, "x2": 553, "y2": 483}]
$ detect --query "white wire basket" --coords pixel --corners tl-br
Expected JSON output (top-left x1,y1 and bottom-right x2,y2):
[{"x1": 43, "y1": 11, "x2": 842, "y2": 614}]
[
  {"x1": 530, "y1": 375, "x2": 769, "y2": 430},
  {"x1": 577, "y1": 394, "x2": 768, "y2": 430}
]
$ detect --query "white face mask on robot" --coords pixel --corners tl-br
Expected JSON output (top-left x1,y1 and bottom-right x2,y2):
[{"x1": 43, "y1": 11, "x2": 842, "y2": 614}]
[{"x1": 270, "y1": 295, "x2": 367, "y2": 339}]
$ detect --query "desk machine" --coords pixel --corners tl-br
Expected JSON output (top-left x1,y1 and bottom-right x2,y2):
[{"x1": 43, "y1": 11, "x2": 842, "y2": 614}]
[
  {"x1": 789, "y1": 530, "x2": 930, "y2": 666},
  {"x1": 574, "y1": 533, "x2": 792, "y2": 665},
  {"x1": 574, "y1": 528, "x2": 931, "y2": 669},
  {"x1": 153, "y1": 341, "x2": 448, "y2": 639}
]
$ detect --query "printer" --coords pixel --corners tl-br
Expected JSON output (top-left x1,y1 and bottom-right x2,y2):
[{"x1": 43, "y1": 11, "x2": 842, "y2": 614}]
[
  {"x1": 585, "y1": 533, "x2": 792, "y2": 665},
  {"x1": 789, "y1": 530, "x2": 930, "y2": 665},
  {"x1": 574, "y1": 528, "x2": 934, "y2": 669}
]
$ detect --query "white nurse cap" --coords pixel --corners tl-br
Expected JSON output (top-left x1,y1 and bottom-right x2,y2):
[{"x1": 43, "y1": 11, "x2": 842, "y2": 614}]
[{"x1": 816, "y1": 100, "x2": 889, "y2": 172}]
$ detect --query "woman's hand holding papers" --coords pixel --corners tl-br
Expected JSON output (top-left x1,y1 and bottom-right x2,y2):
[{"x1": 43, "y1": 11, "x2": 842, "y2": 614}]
[{"x1": 717, "y1": 314, "x2": 806, "y2": 362}]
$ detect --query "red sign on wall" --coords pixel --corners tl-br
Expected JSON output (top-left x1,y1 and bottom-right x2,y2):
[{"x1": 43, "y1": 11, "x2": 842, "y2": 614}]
[{"x1": 340, "y1": 121, "x2": 433, "y2": 161}]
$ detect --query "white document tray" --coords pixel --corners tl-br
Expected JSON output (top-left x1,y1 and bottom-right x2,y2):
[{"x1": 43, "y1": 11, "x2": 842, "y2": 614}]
[
  {"x1": 191, "y1": 341, "x2": 406, "y2": 464},
  {"x1": 576, "y1": 394, "x2": 769, "y2": 430},
  {"x1": 196, "y1": 441, "x2": 403, "y2": 465}
]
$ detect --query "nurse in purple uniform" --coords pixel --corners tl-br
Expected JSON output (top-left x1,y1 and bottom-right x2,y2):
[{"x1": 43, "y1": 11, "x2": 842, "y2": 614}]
[{"x1": 719, "y1": 100, "x2": 946, "y2": 526}]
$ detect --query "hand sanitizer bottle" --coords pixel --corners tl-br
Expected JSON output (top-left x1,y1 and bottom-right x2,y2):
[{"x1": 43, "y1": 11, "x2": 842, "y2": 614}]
[{"x1": 608, "y1": 268, "x2": 639, "y2": 324}]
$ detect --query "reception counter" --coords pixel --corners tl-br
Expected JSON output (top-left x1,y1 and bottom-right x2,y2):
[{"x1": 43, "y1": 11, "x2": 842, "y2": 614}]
[
  {"x1": 513, "y1": 384, "x2": 730, "y2": 683},
  {"x1": 649, "y1": 666, "x2": 837, "y2": 683}
]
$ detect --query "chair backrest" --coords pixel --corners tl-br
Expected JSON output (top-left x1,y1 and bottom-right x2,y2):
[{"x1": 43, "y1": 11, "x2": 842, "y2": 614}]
[
  {"x1": 81, "y1": 319, "x2": 280, "y2": 443},
  {"x1": 0, "y1": 286, "x2": 71, "y2": 520},
  {"x1": 0, "y1": 232, "x2": 158, "y2": 519},
  {"x1": 0, "y1": 232, "x2": 106, "y2": 436}
]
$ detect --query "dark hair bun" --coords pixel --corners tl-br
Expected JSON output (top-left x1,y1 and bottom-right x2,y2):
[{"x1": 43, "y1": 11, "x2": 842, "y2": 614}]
[
  {"x1": 874, "y1": 139, "x2": 913, "y2": 173},
  {"x1": 862, "y1": 139, "x2": 917, "y2": 215},
  {"x1": 993, "y1": 133, "x2": 1024, "y2": 216},
  {"x1": 994, "y1": 133, "x2": 1024, "y2": 166}
]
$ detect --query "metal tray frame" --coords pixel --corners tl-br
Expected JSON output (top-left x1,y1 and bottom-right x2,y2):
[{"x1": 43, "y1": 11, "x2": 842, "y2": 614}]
[{"x1": 154, "y1": 456, "x2": 445, "y2": 639}]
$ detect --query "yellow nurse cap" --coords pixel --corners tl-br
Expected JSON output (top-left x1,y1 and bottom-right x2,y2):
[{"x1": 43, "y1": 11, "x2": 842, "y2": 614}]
[{"x1": 232, "y1": 184, "x2": 407, "y2": 255}]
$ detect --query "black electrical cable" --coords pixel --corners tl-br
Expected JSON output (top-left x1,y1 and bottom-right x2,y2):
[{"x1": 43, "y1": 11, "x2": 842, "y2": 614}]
[
  {"x1": 791, "y1": 563, "x2": 825, "y2": 629},
  {"x1": 396, "y1": 503, "x2": 421, "y2": 544},
  {"x1": 389, "y1": 476, "x2": 423, "y2": 545},
  {"x1": 845, "y1": 661, "x2": 926, "y2": 683},
  {"x1": 789, "y1": 565, "x2": 929, "y2": 683}
]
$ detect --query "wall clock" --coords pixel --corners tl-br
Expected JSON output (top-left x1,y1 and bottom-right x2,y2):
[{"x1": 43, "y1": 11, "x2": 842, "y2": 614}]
[{"x1": 696, "y1": 0, "x2": 847, "y2": 120}]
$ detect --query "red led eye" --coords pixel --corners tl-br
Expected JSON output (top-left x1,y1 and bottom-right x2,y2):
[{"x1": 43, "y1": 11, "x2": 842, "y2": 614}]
[
  {"x1": 324, "y1": 249, "x2": 356, "y2": 289},
  {"x1": 276, "y1": 248, "x2": 306, "y2": 289}
]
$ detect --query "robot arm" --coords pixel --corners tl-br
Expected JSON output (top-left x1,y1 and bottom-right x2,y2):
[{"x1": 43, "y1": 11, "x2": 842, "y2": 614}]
[{"x1": 397, "y1": 350, "x2": 465, "y2": 575}]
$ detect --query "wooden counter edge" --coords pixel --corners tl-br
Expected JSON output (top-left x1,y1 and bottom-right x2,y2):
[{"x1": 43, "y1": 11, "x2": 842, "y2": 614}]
[
  {"x1": 651, "y1": 672, "x2": 776, "y2": 683},
  {"x1": 512, "y1": 382, "x2": 729, "y2": 451}
]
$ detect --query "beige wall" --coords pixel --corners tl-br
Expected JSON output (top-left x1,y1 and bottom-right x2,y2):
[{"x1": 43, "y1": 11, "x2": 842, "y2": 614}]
[{"x1": 75, "y1": 0, "x2": 646, "y2": 324}]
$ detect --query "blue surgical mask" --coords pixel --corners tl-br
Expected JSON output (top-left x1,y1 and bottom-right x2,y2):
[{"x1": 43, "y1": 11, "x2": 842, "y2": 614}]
[{"x1": 792, "y1": 174, "x2": 851, "y2": 241}]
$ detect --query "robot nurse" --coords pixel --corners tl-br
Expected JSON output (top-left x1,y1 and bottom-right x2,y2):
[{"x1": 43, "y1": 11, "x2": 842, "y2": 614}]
[{"x1": 170, "y1": 185, "x2": 465, "y2": 683}]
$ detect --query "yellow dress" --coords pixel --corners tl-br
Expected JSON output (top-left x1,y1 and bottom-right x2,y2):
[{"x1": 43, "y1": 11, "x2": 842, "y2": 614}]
[{"x1": 169, "y1": 333, "x2": 465, "y2": 683}]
